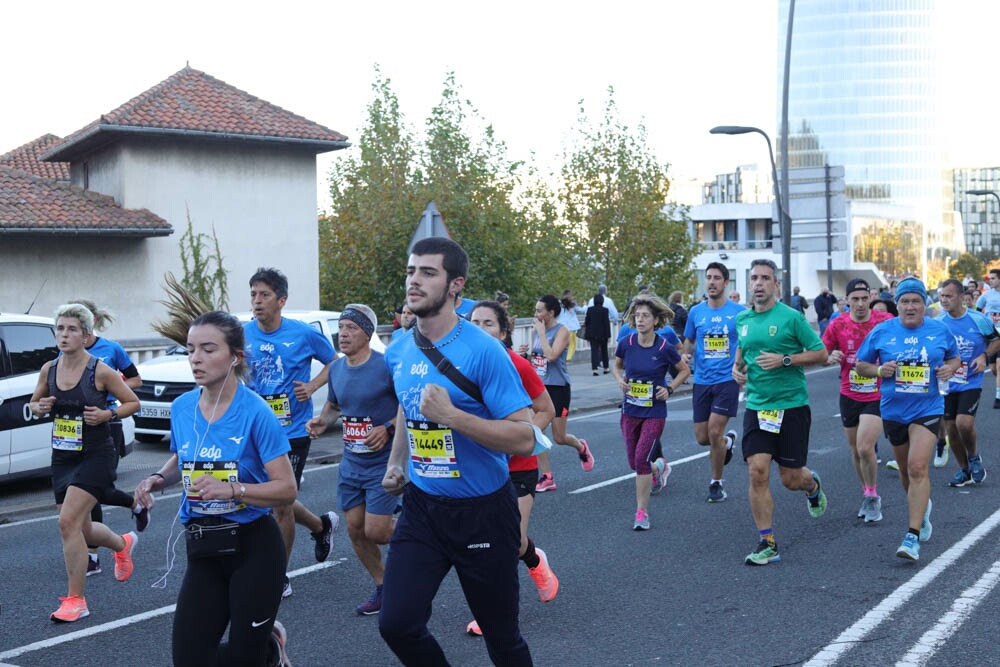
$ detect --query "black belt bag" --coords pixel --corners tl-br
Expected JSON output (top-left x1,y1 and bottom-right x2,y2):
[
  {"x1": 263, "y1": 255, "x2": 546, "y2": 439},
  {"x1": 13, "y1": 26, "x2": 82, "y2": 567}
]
[{"x1": 185, "y1": 518, "x2": 241, "y2": 558}]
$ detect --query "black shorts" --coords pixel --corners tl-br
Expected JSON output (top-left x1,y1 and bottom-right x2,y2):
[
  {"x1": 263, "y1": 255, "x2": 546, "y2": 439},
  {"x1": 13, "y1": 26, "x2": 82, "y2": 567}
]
[
  {"x1": 287, "y1": 436, "x2": 312, "y2": 489},
  {"x1": 52, "y1": 441, "x2": 119, "y2": 505},
  {"x1": 839, "y1": 395, "x2": 881, "y2": 428},
  {"x1": 741, "y1": 405, "x2": 812, "y2": 468},
  {"x1": 883, "y1": 415, "x2": 942, "y2": 446},
  {"x1": 692, "y1": 381, "x2": 740, "y2": 422},
  {"x1": 546, "y1": 384, "x2": 572, "y2": 418},
  {"x1": 943, "y1": 389, "x2": 981, "y2": 420},
  {"x1": 509, "y1": 468, "x2": 539, "y2": 498}
]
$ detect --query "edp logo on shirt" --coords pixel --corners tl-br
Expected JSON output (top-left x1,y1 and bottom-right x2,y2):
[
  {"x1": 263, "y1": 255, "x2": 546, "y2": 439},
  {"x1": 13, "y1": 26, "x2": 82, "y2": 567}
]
[
  {"x1": 410, "y1": 361, "x2": 429, "y2": 378},
  {"x1": 199, "y1": 445, "x2": 223, "y2": 459}
]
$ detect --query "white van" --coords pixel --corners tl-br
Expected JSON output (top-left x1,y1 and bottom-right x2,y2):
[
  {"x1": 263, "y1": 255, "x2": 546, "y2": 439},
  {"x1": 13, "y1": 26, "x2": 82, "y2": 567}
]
[
  {"x1": 0, "y1": 313, "x2": 136, "y2": 482},
  {"x1": 133, "y1": 310, "x2": 383, "y2": 443}
]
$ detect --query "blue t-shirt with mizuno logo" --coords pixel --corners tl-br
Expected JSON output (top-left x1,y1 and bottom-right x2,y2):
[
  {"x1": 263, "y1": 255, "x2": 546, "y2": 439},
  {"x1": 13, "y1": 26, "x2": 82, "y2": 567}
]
[
  {"x1": 935, "y1": 309, "x2": 998, "y2": 392},
  {"x1": 384, "y1": 318, "x2": 531, "y2": 498},
  {"x1": 171, "y1": 384, "x2": 290, "y2": 524},
  {"x1": 684, "y1": 300, "x2": 745, "y2": 385},
  {"x1": 856, "y1": 317, "x2": 959, "y2": 422},
  {"x1": 244, "y1": 317, "x2": 337, "y2": 439}
]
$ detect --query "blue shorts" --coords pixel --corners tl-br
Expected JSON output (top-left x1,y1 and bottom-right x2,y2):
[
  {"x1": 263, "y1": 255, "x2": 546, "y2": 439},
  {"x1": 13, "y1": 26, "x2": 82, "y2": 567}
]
[
  {"x1": 692, "y1": 381, "x2": 740, "y2": 422},
  {"x1": 338, "y1": 452, "x2": 400, "y2": 516}
]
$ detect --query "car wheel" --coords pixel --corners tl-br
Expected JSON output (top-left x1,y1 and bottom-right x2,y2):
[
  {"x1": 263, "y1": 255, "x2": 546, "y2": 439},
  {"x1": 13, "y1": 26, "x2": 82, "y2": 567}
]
[{"x1": 135, "y1": 433, "x2": 164, "y2": 444}]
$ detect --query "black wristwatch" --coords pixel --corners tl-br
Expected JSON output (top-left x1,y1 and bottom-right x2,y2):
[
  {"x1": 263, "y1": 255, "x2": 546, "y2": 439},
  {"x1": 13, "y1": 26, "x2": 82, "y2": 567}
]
[
  {"x1": 781, "y1": 355, "x2": 793, "y2": 367},
  {"x1": 666, "y1": 385, "x2": 675, "y2": 396},
  {"x1": 109, "y1": 408, "x2": 120, "y2": 422}
]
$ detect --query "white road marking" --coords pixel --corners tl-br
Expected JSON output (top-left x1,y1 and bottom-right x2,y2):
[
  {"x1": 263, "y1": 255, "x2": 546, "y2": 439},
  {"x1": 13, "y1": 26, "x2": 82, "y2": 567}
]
[
  {"x1": 570, "y1": 451, "x2": 709, "y2": 494},
  {"x1": 0, "y1": 559, "x2": 345, "y2": 661},
  {"x1": 896, "y1": 558, "x2": 1000, "y2": 666},
  {"x1": 804, "y1": 506, "x2": 1000, "y2": 666}
]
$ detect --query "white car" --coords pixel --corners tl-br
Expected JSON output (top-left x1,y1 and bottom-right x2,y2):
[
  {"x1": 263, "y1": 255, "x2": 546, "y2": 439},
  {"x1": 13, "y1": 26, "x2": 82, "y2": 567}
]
[
  {"x1": 133, "y1": 310, "x2": 383, "y2": 443},
  {"x1": 0, "y1": 313, "x2": 136, "y2": 482}
]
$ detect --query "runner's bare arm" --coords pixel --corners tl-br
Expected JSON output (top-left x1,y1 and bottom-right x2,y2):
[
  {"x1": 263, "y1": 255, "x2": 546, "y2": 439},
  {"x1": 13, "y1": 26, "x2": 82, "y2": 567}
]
[
  {"x1": 293, "y1": 361, "x2": 332, "y2": 402},
  {"x1": 28, "y1": 361, "x2": 54, "y2": 415},
  {"x1": 382, "y1": 407, "x2": 410, "y2": 495},
  {"x1": 530, "y1": 389, "x2": 556, "y2": 433},
  {"x1": 306, "y1": 400, "x2": 341, "y2": 438}
]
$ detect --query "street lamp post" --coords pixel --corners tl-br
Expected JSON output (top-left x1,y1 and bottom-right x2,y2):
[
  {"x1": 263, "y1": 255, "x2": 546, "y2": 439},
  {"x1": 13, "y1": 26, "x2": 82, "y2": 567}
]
[
  {"x1": 710, "y1": 125, "x2": 793, "y2": 304},
  {"x1": 965, "y1": 189, "x2": 1000, "y2": 258}
]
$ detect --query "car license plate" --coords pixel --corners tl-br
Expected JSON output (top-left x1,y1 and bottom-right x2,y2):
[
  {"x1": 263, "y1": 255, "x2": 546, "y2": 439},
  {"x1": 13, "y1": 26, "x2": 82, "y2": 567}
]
[{"x1": 140, "y1": 406, "x2": 171, "y2": 419}]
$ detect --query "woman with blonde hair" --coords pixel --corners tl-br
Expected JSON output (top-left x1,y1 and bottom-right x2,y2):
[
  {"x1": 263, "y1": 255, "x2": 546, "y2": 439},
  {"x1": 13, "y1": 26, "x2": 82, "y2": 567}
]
[
  {"x1": 70, "y1": 299, "x2": 148, "y2": 577},
  {"x1": 29, "y1": 303, "x2": 141, "y2": 622}
]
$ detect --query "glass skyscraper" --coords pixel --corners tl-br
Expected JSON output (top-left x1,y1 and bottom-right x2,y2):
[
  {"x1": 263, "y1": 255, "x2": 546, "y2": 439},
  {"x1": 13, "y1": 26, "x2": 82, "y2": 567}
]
[{"x1": 777, "y1": 0, "x2": 960, "y2": 275}]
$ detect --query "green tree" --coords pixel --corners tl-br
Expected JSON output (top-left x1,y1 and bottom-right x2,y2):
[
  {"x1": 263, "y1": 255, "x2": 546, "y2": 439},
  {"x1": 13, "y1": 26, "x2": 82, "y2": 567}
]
[
  {"x1": 322, "y1": 68, "x2": 423, "y2": 319},
  {"x1": 560, "y1": 88, "x2": 697, "y2": 305},
  {"x1": 178, "y1": 207, "x2": 229, "y2": 310},
  {"x1": 949, "y1": 252, "x2": 985, "y2": 281},
  {"x1": 414, "y1": 72, "x2": 550, "y2": 310},
  {"x1": 419, "y1": 74, "x2": 594, "y2": 311}
]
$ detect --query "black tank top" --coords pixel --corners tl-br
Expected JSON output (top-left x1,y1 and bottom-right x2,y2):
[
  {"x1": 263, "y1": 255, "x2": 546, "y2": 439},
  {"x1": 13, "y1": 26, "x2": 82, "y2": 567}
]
[{"x1": 47, "y1": 356, "x2": 111, "y2": 449}]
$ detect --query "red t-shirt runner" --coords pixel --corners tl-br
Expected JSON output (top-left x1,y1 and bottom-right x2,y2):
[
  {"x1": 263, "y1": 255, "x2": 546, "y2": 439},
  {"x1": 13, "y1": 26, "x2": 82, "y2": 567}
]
[{"x1": 822, "y1": 310, "x2": 894, "y2": 401}]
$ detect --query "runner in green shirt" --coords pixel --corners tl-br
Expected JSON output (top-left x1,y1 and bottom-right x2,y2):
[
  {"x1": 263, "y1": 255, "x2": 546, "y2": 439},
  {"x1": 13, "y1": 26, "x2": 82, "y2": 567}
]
[{"x1": 733, "y1": 259, "x2": 829, "y2": 566}]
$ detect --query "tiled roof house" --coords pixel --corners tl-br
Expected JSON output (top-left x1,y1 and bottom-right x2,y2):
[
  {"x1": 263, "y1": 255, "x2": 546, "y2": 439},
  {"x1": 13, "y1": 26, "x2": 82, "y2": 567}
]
[{"x1": 1, "y1": 66, "x2": 350, "y2": 338}]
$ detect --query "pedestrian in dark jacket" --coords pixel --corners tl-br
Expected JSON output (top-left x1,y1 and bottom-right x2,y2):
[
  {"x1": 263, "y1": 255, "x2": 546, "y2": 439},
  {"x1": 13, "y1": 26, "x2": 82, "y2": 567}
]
[
  {"x1": 791, "y1": 286, "x2": 809, "y2": 313},
  {"x1": 813, "y1": 287, "x2": 837, "y2": 336},
  {"x1": 585, "y1": 294, "x2": 613, "y2": 375}
]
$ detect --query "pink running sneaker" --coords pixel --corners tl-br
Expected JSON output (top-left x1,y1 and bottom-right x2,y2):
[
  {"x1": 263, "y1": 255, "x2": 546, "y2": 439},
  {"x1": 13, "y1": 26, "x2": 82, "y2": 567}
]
[
  {"x1": 535, "y1": 473, "x2": 557, "y2": 493},
  {"x1": 633, "y1": 509, "x2": 650, "y2": 531},
  {"x1": 578, "y1": 440, "x2": 595, "y2": 472},
  {"x1": 50, "y1": 595, "x2": 89, "y2": 623},
  {"x1": 466, "y1": 619, "x2": 483, "y2": 636},
  {"x1": 528, "y1": 548, "x2": 559, "y2": 602},
  {"x1": 114, "y1": 531, "x2": 137, "y2": 582}
]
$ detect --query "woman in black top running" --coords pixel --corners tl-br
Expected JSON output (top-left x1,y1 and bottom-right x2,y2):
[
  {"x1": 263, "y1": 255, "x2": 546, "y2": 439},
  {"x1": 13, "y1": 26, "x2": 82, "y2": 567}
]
[{"x1": 29, "y1": 303, "x2": 141, "y2": 623}]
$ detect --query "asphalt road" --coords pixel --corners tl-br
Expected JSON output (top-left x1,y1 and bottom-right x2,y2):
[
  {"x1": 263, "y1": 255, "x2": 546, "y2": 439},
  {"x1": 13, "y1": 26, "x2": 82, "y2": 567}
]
[{"x1": 3, "y1": 366, "x2": 1000, "y2": 666}]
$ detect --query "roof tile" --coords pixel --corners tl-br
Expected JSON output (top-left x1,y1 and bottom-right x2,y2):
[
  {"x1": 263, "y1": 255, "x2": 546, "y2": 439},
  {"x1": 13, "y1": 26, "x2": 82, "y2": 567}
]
[
  {"x1": 0, "y1": 134, "x2": 70, "y2": 181},
  {"x1": 0, "y1": 166, "x2": 171, "y2": 235},
  {"x1": 48, "y1": 66, "x2": 347, "y2": 159}
]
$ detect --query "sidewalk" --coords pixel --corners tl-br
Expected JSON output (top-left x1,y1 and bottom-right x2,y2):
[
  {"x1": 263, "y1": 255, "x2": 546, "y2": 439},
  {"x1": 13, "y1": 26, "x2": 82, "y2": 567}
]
[{"x1": 0, "y1": 352, "x2": 685, "y2": 520}]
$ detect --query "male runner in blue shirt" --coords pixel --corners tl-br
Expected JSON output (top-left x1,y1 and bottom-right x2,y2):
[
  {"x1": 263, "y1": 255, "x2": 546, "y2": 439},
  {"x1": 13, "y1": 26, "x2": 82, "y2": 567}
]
[
  {"x1": 244, "y1": 268, "x2": 339, "y2": 598},
  {"x1": 380, "y1": 238, "x2": 535, "y2": 666}
]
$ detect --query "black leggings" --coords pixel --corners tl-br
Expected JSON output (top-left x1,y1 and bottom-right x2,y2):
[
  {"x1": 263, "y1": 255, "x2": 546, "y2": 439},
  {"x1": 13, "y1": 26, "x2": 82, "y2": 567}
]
[
  {"x1": 172, "y1": 514, "x2": 286, "y2": 667},
  {"x1": 590, "y1": 339, "x2": 609, "y2": 371}
]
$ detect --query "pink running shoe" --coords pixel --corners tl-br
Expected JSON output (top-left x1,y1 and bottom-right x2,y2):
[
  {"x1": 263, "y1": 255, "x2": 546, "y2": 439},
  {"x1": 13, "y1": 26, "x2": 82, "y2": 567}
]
[
  {"x1": 535, "y1": 473, "x2": 557, "y2": 493},
  {"x1": 114, "y1": 531, "x2": 137, "y2": 582},
  {"x1": 578, "y1": 440, "x2": 595, "y2": 472},
  {"x1": 528, "y1": 548, "x2": 559, "y2": 602}
]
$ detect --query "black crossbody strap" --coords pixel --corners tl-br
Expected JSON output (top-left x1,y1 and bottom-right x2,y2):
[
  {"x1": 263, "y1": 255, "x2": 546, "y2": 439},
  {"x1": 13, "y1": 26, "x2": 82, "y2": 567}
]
[{"x1": 411, "y1": 327, "x2": 484, "y2": 405}]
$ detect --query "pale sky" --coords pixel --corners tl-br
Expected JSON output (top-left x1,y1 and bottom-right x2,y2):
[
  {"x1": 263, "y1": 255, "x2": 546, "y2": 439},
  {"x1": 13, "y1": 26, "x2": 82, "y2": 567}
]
[{"x1": 4, "y1": 0, "x2": 999, "y2": 212}]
